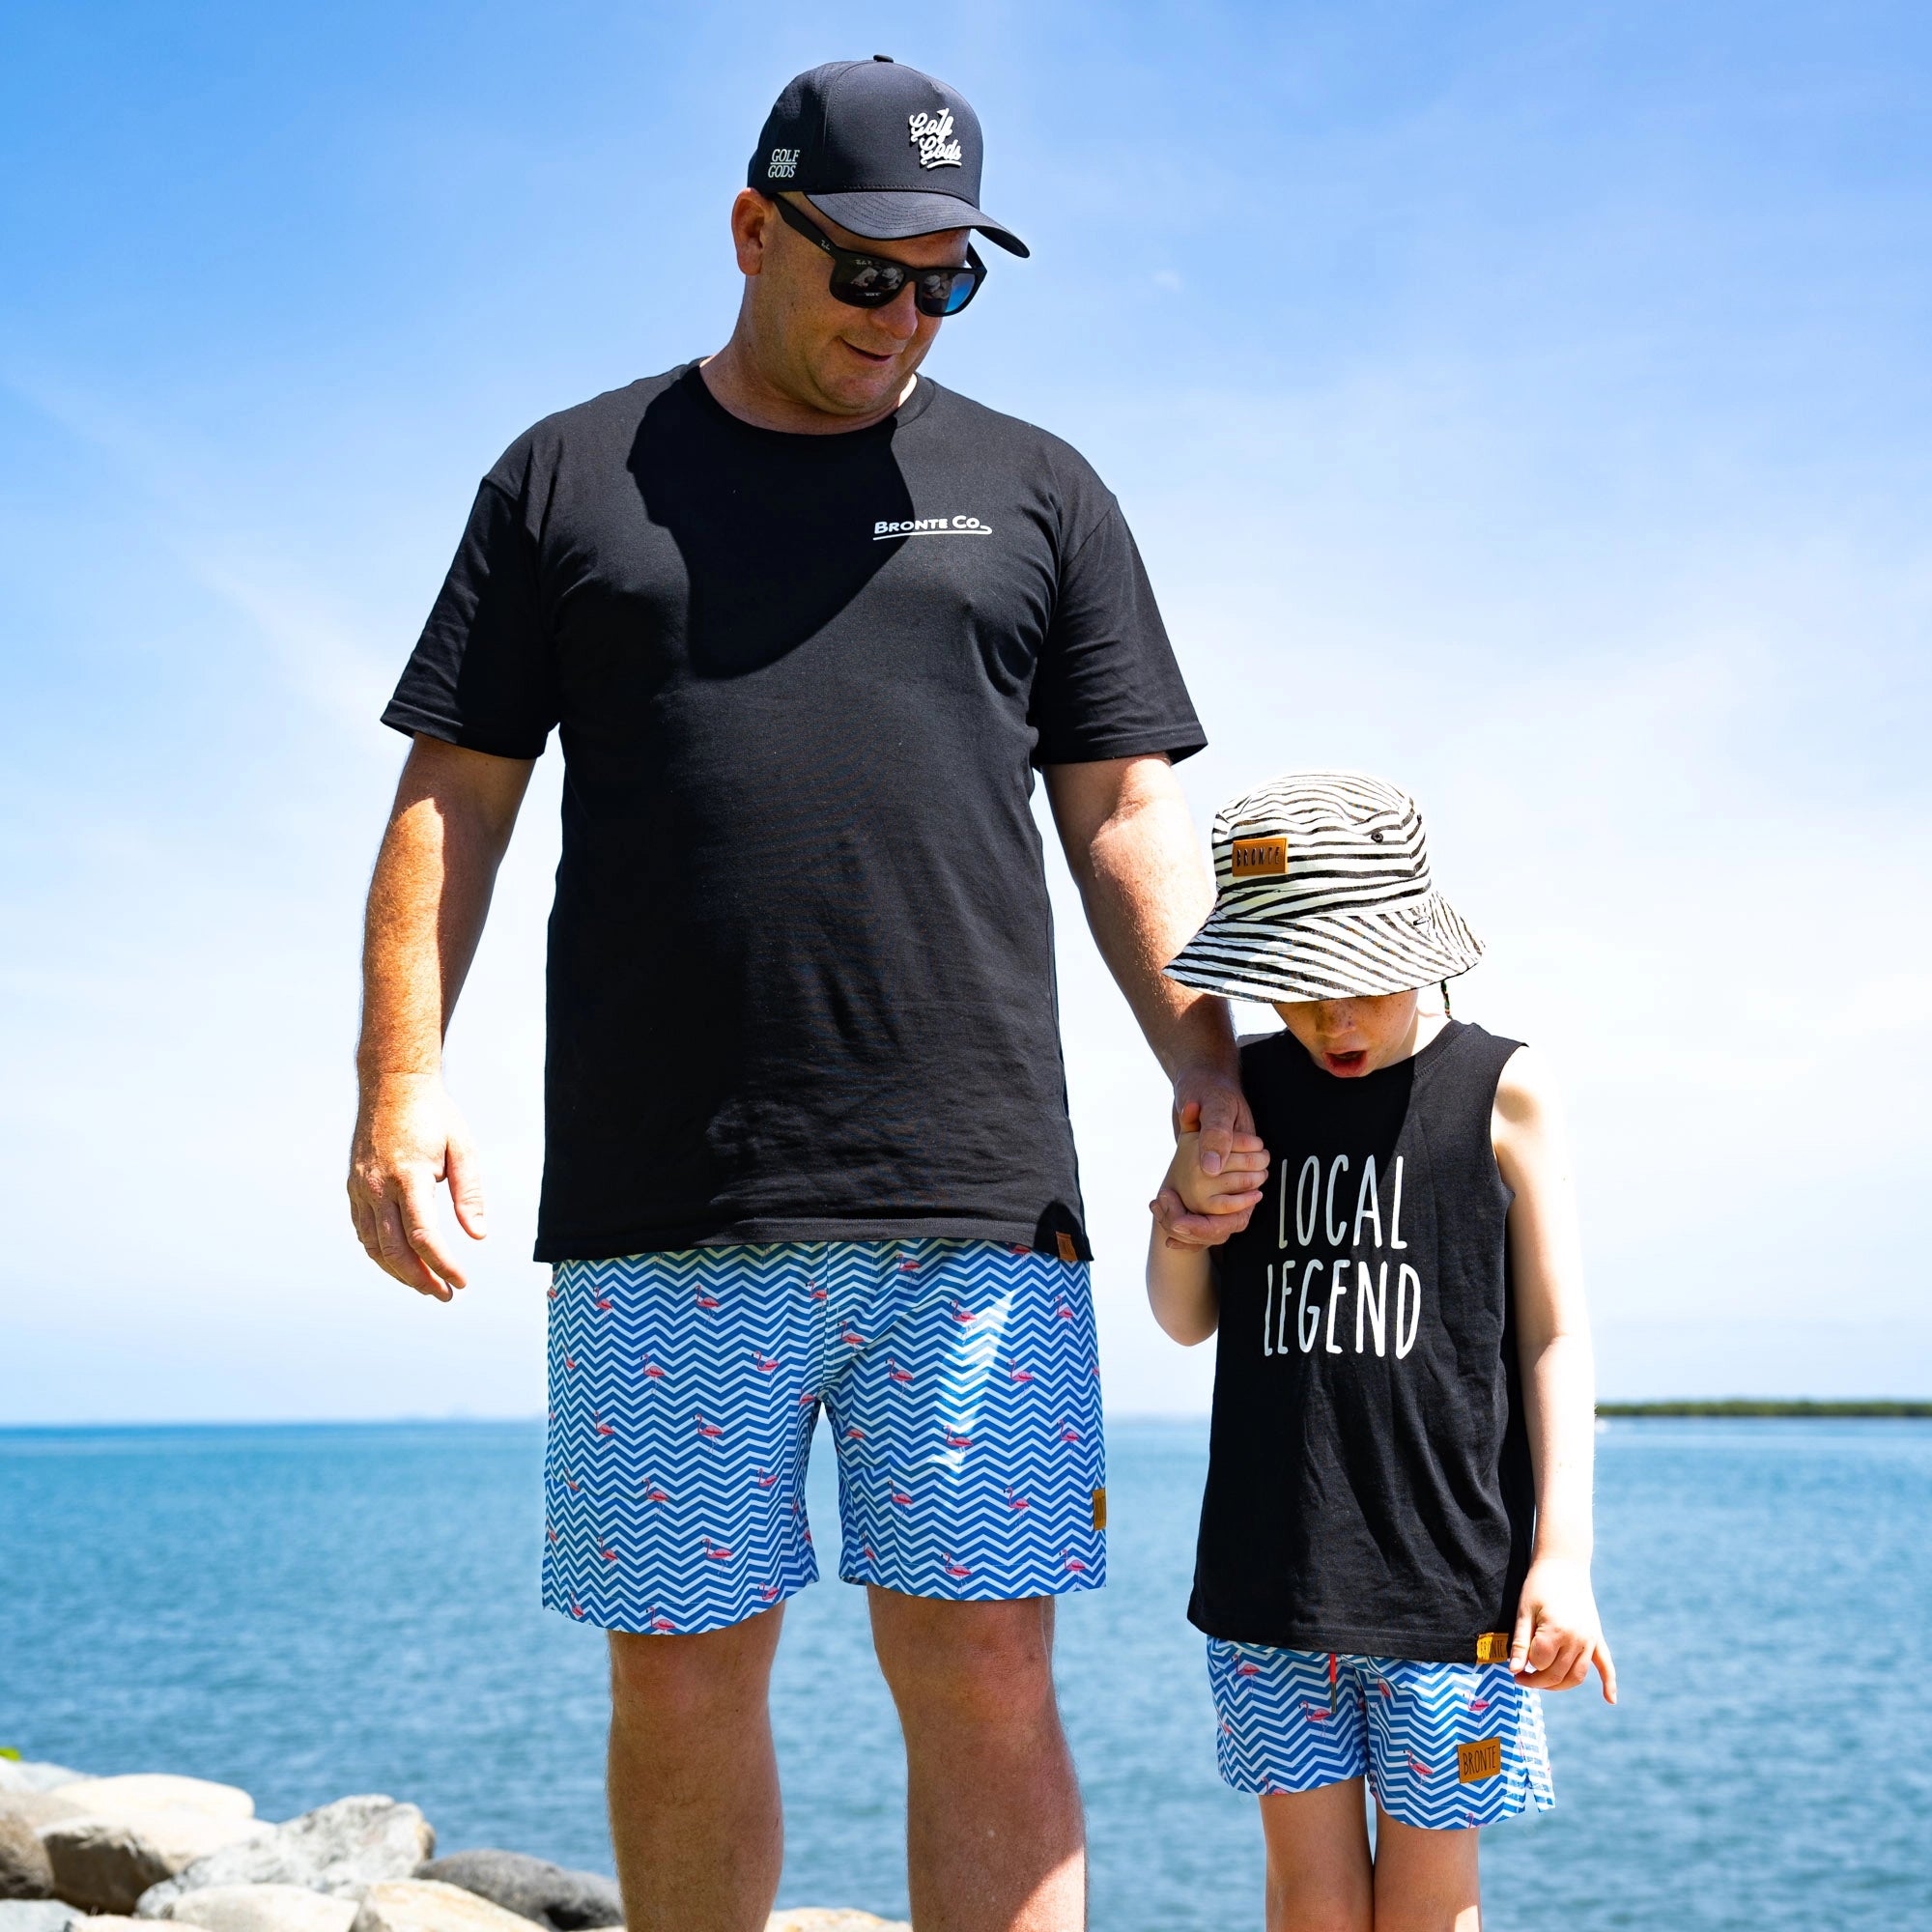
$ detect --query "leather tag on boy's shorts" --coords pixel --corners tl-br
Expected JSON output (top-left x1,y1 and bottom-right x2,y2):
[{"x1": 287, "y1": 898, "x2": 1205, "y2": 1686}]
[
  {"x1": 1092, "y1": 1487, "x2": 1107, "y2": 1530},
  {"x1": 1055, "y1": 1230, "x2": 1079, "y2": 1263},
  {"x1": 1457, "y1": 1737, "x2": 1502, "y2": 1784},
  {"x1": 1230, "y1": 836, "x2": 1288, "y2": 878},
  {"x1": 1474, "y1": 1631, "x2": 1512, "y2": 1662}
]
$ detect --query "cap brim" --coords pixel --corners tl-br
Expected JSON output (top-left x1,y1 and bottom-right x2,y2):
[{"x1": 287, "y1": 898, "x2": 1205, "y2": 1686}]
[
  {"x1": 1162, "y1": 896, "x2": 1484, "y2": 1005},
  {"x1": 804, "y1": 188, "x2": 1029, "y2": 257}
]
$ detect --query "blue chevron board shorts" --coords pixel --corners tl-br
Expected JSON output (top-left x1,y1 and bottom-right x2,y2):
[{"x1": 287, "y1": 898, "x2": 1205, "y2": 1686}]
[
  {"x1": 542, "y1": 1238, "x2": 1106, "y2": 1633},
  {"x1": 1207, "y1": 1642, "x2": 1555, "y2": 1831}
]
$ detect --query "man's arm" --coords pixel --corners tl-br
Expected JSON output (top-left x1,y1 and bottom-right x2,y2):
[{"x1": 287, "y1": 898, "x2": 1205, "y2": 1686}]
[
  {"x1": 1493, "y1": 1047, "x2": 1617, "y2": 1702},
  {"x1": 1043, "y1": 754, "x2": 1266, "y2": 1243},
  {"x1": 347, "y1": 735, "x2": 535, "y2": 1300}
]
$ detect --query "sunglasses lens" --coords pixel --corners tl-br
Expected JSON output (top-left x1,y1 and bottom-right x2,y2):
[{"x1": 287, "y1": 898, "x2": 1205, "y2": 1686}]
[
  {"x1": 911, "y1": 270, "x2": 979, "y2": 317},
  {"x1": 831, "y1": 259, "x2": 905, "y2": 307}
]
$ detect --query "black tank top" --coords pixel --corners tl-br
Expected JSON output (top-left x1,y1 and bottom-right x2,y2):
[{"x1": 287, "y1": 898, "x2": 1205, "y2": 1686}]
[{"x1": 1188, "y1": 1019, "x2": 1535, "y2": 1662}]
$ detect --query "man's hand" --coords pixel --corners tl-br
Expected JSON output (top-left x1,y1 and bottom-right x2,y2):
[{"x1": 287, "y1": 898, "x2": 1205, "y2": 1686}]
[
  {"x1": 1173, "y1": 1062, "x2": 1254, "y2": 1179},
  {"x1": 1509, "y1": 1554, "x2": 1617, "y2": 1702},
  {"x1": 349, "y1": 736, "x2": 530, "y2": 1302},
  {"x1": 347, "y1": 1073, "x2": 487, "y2": 1301},
  {"x1": 1151, "y1": 1094, "x2": 1268, "y2": 1250}
]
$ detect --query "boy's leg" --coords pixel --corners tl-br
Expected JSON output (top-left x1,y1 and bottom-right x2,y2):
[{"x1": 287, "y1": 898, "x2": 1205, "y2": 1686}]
[
  {"x1": 1208, "y1": 1642, "x2": 1375, "y2": 1932},
  {"x1": 870, "y1": 1588, "x2": 1084, "y2": 1932},
  {"x1": 1355, "y1": 1654, "x2": 1551, "y2": 1931},
  {"x1": 1369, "y1": 1806, "x2": 1480, "y2": 1932},
  {"x1": 607, "y1": 1607, "x2": 786, "y2": 1932},
  {"x1": 1256, "y1": 1782, "x2": 1373, "y2": 1932}
]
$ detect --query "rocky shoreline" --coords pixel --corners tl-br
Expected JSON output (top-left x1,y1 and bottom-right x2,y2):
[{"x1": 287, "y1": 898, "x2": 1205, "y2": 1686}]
[{"x1": 0, "y1": 1757, "x2": 903, "y2": 1932}]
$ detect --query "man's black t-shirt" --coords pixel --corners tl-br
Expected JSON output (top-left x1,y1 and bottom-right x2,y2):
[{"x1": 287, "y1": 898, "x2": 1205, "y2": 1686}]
[
  {"x1": 384, "y1": 364, "x2": 1205, "y2": 1262},
  {"x1": 1189, "y1": 1022, "x2": 1536, "y2": 1662}
]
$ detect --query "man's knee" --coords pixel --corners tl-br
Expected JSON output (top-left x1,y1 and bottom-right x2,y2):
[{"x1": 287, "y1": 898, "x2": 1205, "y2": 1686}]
[
  {"x1": 870, "y1": 1591, "x2": 1058, "y2": 1727},
  {"x1": 609, "y1": 1609, "x2": 781, "y2": 1732}
]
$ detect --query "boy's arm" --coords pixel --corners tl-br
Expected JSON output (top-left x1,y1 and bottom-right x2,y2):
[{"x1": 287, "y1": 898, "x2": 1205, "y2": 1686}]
[
  {"x1": 1145, "y1": 1131, "x2": 1232, "y2": 1344},
  {"x1": 1494, "y1": 1048, "x2": 1617, "y2": 1704}
]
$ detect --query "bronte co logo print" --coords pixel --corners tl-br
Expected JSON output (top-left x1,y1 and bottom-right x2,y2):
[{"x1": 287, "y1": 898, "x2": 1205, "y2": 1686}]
[
  {"x1": 1259, "y1": 1152, "x2": 1424, "y2": 1360},
  {"x1": 908, "y1": 107, "x2": 965, "y2": 169},
  {"x1": 873, "y1": 515, "x2": 991, "y2": 540},
  {"x1": 768, "y1": 147, "x2": 800, "y2": 180}
]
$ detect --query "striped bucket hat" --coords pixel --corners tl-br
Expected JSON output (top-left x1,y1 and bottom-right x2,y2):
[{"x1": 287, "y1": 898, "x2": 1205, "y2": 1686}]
[{"x1": 1164, "y1": 771, "x2": 1482, "y2": 1004}]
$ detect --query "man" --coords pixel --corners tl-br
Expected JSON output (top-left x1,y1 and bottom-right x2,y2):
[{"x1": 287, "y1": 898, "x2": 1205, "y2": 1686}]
[{"x1": 348, "y1": 57, "x2": 1258, "y2": 1932}]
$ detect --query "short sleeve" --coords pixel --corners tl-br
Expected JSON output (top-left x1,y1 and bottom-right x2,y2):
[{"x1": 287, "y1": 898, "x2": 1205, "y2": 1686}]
[
  {"x1": 382, "y1": 468, "x2": 558, "y2": 759},
  {"x1": 1028, "y1": 497, "x2": 1207, "y2": 768}
]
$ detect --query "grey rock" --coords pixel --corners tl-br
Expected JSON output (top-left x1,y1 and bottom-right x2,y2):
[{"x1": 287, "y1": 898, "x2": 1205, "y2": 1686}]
[
  {"x1": 349, "y1": 1881, "x2": 532, "y2": 1932},
  {"x1": 42, "y1": 1812, "x2": 271, "y2": 1915},
  {"x1": 0, "y1": 1903, "x2": 78, "y2": 1932},
  {"x1": 0, "y1": 1812, "x2": 51, "y2": 1899},
  {"x1": 0, "y1": 1798, "x2": 86, "y2": 1836},
  {"x1": 157, "y1": 1885, "x2": 358, "y2": 1932},
  {"x1": 43, "y1": 1816, "x2": 169, "y2": 1914},
  {"x1": 137, "y1": 1799, "x2": 435, "y2": 1918},
  {"x1": 415, "y1": 1854, "x2": 621, "y2": 1932},
  {"x1": 0, "y1": 1772, "x2": 84, "y2": 1800},
  {"x1": 54, "y1": 1780, "x2": 253, "y2": 1825}
]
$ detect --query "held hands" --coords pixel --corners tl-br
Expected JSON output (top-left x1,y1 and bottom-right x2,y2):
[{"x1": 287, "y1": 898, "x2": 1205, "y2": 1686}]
[
  {"x1": 346, "y1": 1073, "x2": 487, "y2": 1301},
  {"x1": 1149, "y1": 1107, "x2": 1270, "y2": 1251},
  {"x1": 1510, "y1": 1555, "x2": 1618, "y2": 1702}
]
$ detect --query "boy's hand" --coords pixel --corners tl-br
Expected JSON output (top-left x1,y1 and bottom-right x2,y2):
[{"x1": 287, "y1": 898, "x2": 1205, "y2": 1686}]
[
  {"x1": 1150, "y1": 1116, "x2": 1269, "y2": 1250},
  {"x1": 1510, "y1": 1555, "x2": 1617, "y2": 1702}
]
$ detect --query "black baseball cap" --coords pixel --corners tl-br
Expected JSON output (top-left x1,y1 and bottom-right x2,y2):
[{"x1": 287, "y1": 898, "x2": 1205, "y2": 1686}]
[{"x1": 749, "y1": 56, "x2": 1029, "y2": 258}]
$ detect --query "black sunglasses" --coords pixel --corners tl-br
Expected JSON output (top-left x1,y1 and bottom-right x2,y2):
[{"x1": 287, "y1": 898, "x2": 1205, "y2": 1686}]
[{"x1": 771, "y1": 194, "x2": 986, "y2": 318}]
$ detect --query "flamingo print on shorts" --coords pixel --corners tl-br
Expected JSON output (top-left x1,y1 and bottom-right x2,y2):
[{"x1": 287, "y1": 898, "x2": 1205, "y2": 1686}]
[
  {"x1": 543, "y1": 1238, "x2": 1105, "y2": 1634},
  {"x1": 1205, "y1": 1644, "x2": 1555, "y2": 1832}
]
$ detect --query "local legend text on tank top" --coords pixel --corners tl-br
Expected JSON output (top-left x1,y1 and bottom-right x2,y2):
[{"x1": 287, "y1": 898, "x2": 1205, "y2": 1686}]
[{"x1": 1188, "y1": 1020, "x2": 1537, "y2": 1662}]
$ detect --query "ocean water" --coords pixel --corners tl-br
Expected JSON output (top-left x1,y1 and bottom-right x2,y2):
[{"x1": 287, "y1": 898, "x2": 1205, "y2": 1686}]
[{"x1": 1, "y1": 1418, "x2": 1928, "y2": 1929}]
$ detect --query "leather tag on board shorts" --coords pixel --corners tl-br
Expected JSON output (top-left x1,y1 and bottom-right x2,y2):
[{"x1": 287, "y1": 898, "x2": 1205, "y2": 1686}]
[
  {"x1": 1230, "y1": 836, "x2": 1288, "y2": 878},
  {"x1": 1055, "y1": 1230, "x2": 1079, "y2": 1263},
  {"x1": 1092, "y1": 1487, "x2": 1107, "y2": 1530},
  {"x1": 1457, "y1": 1737, "x2": 1502, "y2": 1784},
  {"x1": 1474, "y1": 1631, "x2": 1512, "y2": 1662}
]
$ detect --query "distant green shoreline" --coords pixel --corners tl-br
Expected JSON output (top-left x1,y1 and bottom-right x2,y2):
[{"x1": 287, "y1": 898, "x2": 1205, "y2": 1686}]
[{"x1": 1597, "y1": 1399, "x2": 1932, "y2": 1418}]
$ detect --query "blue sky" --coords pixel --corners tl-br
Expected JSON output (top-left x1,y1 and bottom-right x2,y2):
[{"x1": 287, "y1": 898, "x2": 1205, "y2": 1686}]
[{"x1": 4, "y1": 0, "x2": 1929, "y2": 1420}]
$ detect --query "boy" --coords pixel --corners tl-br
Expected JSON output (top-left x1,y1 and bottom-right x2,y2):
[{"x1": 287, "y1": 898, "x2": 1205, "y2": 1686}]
[{"x1": 1148, "y1": 771, "x2": 1615, "y2": 1931}]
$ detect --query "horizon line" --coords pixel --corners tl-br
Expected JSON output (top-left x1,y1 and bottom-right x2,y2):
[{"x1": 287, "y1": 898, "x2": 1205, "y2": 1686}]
[{"x1": 3, "y1": 1398, "x2": 1930, "y2": 1433}]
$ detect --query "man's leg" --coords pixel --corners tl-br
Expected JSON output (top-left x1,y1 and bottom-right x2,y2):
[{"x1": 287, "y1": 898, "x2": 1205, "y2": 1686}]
[
  {"x1": 608, "y1": 1605, "x2": 786, "y2": 1932},
  {"x1": 869, "y1": 1587, "x2": 1085, "y2": 1932}
]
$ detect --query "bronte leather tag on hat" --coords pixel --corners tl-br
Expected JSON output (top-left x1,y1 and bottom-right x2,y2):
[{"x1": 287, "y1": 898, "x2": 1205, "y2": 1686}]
[
  {"x1": 1165, "y1": 771, "x2": 1484, "y2": 1004},
  {"x1": 1231, "y1": 836, "x2": 1287, "y2": 877}
]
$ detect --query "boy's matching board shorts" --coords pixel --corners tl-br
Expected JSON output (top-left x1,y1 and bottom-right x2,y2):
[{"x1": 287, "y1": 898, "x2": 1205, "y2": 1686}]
[
  {"x1": 542, "y1": 1238, "x2": 1105, "y2": 1634},
  {"x1": 1208, "y1": 1640, "x2": 1556, "y2": 1830}
]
